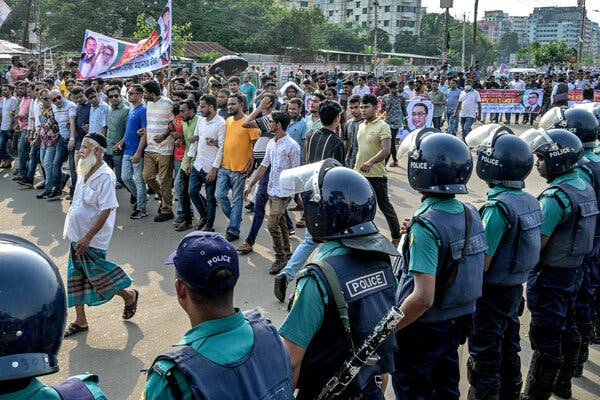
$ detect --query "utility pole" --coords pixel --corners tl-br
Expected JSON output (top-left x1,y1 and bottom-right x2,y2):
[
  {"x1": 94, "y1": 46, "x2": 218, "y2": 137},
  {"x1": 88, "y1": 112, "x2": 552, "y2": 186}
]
[
  {"x1": 471, "y1": 0, "x2": 479, "y2": 66},
  {"x1": 440, "y1": 1, "x2": 453, "y2": 64},
  {"x1": 578, "y1": 0, "x2": 586, "y2": 65},
  {"x1": 22, "y1": 0, "x2": 33, "y2": 47},
  {"x1": 461, "y1": 13, "x2": 466, "y2": 71},
  {"x1": 373, "y1": 0, "x2": 378, "y2": 74},
  {"x1": 36, "y1": 0, "x2": 41, "y2": 71}
]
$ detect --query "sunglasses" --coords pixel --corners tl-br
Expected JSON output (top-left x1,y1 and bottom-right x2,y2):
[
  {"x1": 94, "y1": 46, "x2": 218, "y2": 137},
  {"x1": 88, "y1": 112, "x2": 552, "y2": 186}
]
[
  {"x1": 51, "y1": 97, "x2": 62, "y2": 102},
  {"x1": 42, "y1": 97, "x2": 50, "y2": 101},
  {"x1": 108, "y1": 94, "x2": 120, "y2": 99}
]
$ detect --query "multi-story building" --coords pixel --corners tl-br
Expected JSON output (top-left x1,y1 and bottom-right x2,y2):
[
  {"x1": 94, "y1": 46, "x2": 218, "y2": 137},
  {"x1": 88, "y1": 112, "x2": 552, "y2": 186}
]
[
  {"x1": 478, "y1": 10, "x2": 509, "y2": 43},
  {"x1": 528, "y1": 6, "x2": 598, "y2": 56},
  {"x1": 276, "y1": 0, "x2": 314, "y2": 7},
  {"x1": 316, "y1": 0, "x2": 423, "y2": 47},
  {"x1": 506, "y1": 15, "x2": 529, "y2": 46}
]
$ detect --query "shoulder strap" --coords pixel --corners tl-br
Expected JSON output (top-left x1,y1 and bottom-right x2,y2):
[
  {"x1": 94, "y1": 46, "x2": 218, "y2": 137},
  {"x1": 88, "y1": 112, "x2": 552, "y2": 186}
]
[
  {"x1": 52, "y1": 377, "x2": 95, "y2": 400},
  {"x1": 313, "y1": 259, "x2": 356, "y2": 351}
]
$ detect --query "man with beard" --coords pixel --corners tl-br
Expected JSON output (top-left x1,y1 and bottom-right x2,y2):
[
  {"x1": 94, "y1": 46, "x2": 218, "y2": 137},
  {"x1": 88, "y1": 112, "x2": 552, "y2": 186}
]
[
  {"x1": 186, "y1": 95, "x2": 225, "y2": 233},
  {"x1": 62, "y1": 133, "x2": 139, "y2": 337},
  {"x1": 216, "y1": 88, "x2": 230, "y2": 120}
]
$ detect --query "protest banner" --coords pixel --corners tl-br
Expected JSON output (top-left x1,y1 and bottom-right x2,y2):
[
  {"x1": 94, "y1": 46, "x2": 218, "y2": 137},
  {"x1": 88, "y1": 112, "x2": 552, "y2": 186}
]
[
  {"x1": 479, "y1": 89, "x2": 543, "y2": 114},
  {"x1": 77, "y1": 0, "x2": 171, "y2": 79}
]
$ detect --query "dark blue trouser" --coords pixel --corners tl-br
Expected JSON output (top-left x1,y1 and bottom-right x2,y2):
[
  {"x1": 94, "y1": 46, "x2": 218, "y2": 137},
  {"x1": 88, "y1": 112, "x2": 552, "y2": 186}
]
[
  {"x1": 189, "y1": 167, "x2": 216, "y2": 229},
  {"x1": 526, "y1": 266, "x2": 582, "y2": 360},
  {"x1": 468, "y1": 284, "x2": 523, "y2": 399},
  {"x1": 52, "y1": 137, "x2": 70, "y2": 192},
  {"x1": 17, "y1": 130, "x2": 29, "y2": 175},
  {"x1": 245, "y1": 169, "x2": 294, "y2": 246},
  {"x1": 25, "y1": 143, "x2": 41, "y2": 181},
  {"x1": 575, "y1": 257, "x2": 600, "y2": 324},
  {"x1": 392, "y1": 316, "x2": 470, "y2": 400}
]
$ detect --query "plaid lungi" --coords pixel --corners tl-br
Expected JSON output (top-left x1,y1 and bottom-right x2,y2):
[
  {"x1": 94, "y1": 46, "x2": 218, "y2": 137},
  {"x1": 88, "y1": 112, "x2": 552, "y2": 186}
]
[{"x1": 67, "y1": 242, "x2": 132, "y2": 307}]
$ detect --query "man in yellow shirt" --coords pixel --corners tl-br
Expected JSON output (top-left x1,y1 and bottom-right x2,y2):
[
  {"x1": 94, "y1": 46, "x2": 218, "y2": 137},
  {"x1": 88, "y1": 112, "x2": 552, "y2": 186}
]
[
  {"x1": 355, "y1": 93, "x2": 401, "y2": 247},
  {"x1": 217, "y1": 93, "x2": 259, "y2": 241}
]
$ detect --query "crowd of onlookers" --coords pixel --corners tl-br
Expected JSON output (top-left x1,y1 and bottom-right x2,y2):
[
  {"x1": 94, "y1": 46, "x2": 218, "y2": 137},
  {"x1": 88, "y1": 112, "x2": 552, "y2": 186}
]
[{"x1": 3, "y1": 53, "x2": 600, "y2": 274}]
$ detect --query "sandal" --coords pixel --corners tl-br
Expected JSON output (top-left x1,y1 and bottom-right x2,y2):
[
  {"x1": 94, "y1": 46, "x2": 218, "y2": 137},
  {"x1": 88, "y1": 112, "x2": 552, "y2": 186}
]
[
  {"x1": 123, "y1": 289, "x2": 139, "y2": 320},
  {"x1": 64, "y1": 322, "x2": 88, "y2": 338}
]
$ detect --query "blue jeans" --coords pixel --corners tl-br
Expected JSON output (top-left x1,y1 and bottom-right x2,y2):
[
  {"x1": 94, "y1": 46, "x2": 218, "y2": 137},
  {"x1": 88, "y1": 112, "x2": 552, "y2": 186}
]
[
  {"x1": 460, "y1": 117, "x2": 475, "y2": 139},
  {"x1": 0, "y1": 130, "x2": 12, "y2": 161},
  {"x1": 122, "y1": 154, "x2": 147, "y2": 212},
  {"x1": 17, "y1": 130, "x2": 29, "y2": 175},
  {"x1": 216, "y1": 167, "x2": 245, "y2": 236},
  {"x1": 446, "y1": 113, "x2": 459, "y2": 135},
  {"x1": 281, "y1": 229, "x2": 318, "y2": 282},
  {"x1": 52, "y1": 137, "x2": 70, "y2": 192},
  {"x1": 42, "y1": 144, "x2": 58, "y2": 193},
  {"x1": 25, "y1": 142, "x2": 41, "y2": 181},
  {"x1": 104, "y1": 153, "x2": 124, "y2": 184},
  {"x1": 189, "y1": 167, "x2": 217, "y2": 228}
]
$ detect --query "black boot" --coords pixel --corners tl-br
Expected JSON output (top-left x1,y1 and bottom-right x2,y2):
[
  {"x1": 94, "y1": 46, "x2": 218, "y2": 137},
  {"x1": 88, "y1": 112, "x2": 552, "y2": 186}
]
[
  {"x1": 574, "y1": 322, "x2": 593, "y2": 377},
  {"x1": 467, "y1": 357, "x2": 500, "y2": 400},
  {"x1": 591, "y1": 317, "x2": 600, "y2": 344},
  {"x1": 499, "y1": 375, "x2": 522, "y2": 400},
  {"x1": 554, "y1": 337, "x2": 581, "y2": 399},
  {"x1": 522, "y1": 351, "x2": 561, "y2": 400}
]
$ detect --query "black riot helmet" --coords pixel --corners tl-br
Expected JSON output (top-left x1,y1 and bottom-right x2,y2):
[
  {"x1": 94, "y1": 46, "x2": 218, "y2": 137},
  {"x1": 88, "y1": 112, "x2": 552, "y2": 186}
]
[
  {"x1": 301, "y1": 159, "x2": 378, "y2": 242},
  {"x1": 476, "y1": 126, "x2": 534, "y2": 189},
  {"x1": 531, "y1": 128, "x2": 586, "y2": 175},
  {"x1": 540, "y1": 107, "x2": 599, "y2": 148},
  {"x1": 0, "y1": 234, "x2": 67, "y2": 381},
  {"x1": 407, "y1": 129, "x2": 473, "y2": 194}
]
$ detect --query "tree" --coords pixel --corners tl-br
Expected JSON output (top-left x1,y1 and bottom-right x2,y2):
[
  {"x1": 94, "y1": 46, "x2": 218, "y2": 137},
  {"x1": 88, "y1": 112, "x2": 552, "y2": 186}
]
[
  {"x1": 367, "y1": 28, "x2": 392, "y2": 53},
  {"x1": 498, "y1": 32, "x2": 520, "y2": 55},
  {"x1": 527, "y1": 40, "x2": 571, "y2": 66}
]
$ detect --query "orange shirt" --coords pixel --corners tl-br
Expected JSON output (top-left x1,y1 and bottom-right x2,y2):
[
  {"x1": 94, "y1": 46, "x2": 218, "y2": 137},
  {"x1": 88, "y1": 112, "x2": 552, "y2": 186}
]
[{"x1": 221, "y1": 116, "x2": 259, "y2": 172}]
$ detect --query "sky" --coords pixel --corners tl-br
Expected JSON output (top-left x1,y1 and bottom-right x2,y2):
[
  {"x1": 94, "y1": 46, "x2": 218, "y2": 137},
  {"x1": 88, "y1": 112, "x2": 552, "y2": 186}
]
[{"x1": 421, "y1": 0, "x2": 600, "y2": 24}]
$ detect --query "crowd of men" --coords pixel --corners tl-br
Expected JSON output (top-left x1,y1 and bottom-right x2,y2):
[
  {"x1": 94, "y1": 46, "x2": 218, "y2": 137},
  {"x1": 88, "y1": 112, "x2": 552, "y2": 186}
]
[{"x1": 2, "y1": 52, "x2": 600, "y2": 400}]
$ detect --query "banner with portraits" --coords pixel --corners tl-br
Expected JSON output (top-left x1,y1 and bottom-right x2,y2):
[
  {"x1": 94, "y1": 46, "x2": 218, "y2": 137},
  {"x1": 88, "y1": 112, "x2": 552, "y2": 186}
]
[
  {"x1": 567, "y1": 89, "x2": 600, "y2": 106},
  {"x1": 478, "y1": 89, "x2": 544, "y2": 114},
  {"x1": 77, "y1": 0, "x2": 171, "y2": 79}
]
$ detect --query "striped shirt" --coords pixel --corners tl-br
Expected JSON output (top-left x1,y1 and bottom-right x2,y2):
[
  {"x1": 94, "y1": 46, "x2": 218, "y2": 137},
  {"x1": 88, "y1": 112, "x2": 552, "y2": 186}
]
[{"x1": 145, "y1": 96, "x2": 174, "y2": 155}]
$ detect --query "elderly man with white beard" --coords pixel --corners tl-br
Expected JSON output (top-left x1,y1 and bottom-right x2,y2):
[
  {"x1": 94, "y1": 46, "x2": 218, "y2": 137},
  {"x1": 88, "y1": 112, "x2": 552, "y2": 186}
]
[{"x1": 62, "y1": 133, "x2": 139, "y2": 338}]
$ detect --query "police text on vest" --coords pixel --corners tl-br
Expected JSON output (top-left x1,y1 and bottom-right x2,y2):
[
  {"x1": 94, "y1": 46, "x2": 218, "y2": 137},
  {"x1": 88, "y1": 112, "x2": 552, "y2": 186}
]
[{"x1": 346, "y1": 271, "x2": 388, "y2": 298}]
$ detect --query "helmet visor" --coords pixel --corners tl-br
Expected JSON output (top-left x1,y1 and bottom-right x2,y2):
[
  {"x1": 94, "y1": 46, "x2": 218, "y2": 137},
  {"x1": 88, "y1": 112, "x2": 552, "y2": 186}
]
[
  {"x1": 538, "y1": 107, "x2": 563, "y2": 131},
  {"x1": 279, "y1": 160, "x2": 326, "y2": 199},
  {"x1": 520, "y1": 128, "x2": 545, "y2": 149},
  {"x1": 465, "y1": 123, "x2": 502, "y2": 148},
  {"x1": 530, "y1": 130, "x2": 557, "y2": 154}
]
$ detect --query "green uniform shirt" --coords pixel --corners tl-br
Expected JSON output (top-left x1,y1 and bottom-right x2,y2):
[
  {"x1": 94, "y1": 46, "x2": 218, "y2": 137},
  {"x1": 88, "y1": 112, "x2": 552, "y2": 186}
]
[
  {"x1": 408, "y1": 197, "x2": 464, "y2": 276},
  {"x1": 354, "y1": 118, "x2": 392, "y2": 178},
  {"x1": 481, "y1": 186, "x2": 526, "y2": 257},
  {"x1": 143, "y1": 310, "x2": 254, "y2": 400},
  {"x1": 539, "y1": 172, "x2": 584, "y2": 237},
  {"x1": 576, "y1": 149, "x2": 600, "y2": 188},
  {"x1": 278, "y1": 241, "x2": 352, "y2": 349},
  {"x1": 180, "y1": 115, "x2": 199, "y2": 172},
  {"x1": 105, "y1": 101, "x2": 130, "y2": 156},
  {"x1": 0, "y1": 375, "x2": 107, "y2": 400}
]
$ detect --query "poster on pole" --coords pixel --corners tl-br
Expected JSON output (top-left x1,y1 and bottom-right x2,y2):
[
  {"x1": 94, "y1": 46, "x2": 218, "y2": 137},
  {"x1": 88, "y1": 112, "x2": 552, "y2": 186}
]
[
  {"x1": 0, "y1": 1, "x2": 10, "y2": 28},
  {"x1": 77, "y1": 0, "x2": 171, "y2": 79}
]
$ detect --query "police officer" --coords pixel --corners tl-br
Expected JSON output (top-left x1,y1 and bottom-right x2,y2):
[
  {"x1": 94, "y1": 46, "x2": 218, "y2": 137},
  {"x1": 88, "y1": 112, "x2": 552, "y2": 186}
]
[
  {"x1": 278, "y1": 159, "x2": 399, "y2": 399},
  {"x1": 392, "y1": 130, "x2": 487, "y2": 400},
  {"x1": 0, "y1": 234, "x2": 108, "y2": 399},
  {"x1": 523, "y1": 128, "x2": 599, "y2": 400},
  {"x1": 143, "y1": 231, "x2": 293, "y2": 400},
  {"x1": 561, "y1": 109, "x2": 600, "y2": 385},
  {"x1": 467, "y1": 126, "x2": 542, "y2": 400}
]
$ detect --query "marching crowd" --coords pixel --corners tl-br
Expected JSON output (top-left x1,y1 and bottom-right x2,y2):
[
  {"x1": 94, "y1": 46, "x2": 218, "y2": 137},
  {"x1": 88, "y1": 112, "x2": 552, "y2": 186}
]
[{"x1": 2, "y1": 52, "x2": 600, "y2": 400}]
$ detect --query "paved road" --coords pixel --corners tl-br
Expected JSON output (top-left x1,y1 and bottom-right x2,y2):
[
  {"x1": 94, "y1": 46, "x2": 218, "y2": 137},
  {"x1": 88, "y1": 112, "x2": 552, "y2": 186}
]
[{"x1": 1, "y1": 123, "x2": 599, "y2": 399}]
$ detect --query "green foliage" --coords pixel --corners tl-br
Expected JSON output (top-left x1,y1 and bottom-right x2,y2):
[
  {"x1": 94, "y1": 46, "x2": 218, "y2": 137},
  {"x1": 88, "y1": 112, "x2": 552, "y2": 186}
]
[
  {"x1": 367, "y1": 29, "x2": 392, "y2": 53},
  {"x1": 524, "y1": 40, "x2": 571, "y2": 66},
  {"x1": 498, "y1": 32, "x2": 520, "y2": 55},
  {"x1": 386, "y1": 57, "x2": 404, "y2": 66},
  {"x1": 197, "y1": 51, "x2": 220, "y2": 63}
]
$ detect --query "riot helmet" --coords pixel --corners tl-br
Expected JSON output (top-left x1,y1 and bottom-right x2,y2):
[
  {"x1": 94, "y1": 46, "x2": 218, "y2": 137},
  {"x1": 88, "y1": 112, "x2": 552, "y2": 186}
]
[
  {"x1": 0, "y1": 234, "x2": 67, "y2": 381},
  {"x1": 530, "y1": 128, "x2": 586, "y2": 175},
  {"x1": 407, "y1": 129, "x2": 473, "y2": 194},
  {"x1": 539, "y1": 107, "x2": 599, "y2": 148},
  {"x1": 476, "y1": 126, "x2": 534, "y2": 189}
]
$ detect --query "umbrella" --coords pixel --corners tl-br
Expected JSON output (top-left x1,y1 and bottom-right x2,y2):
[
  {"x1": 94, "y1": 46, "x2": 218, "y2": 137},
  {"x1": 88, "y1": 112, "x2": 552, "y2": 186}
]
[{"x1": 208, "y1": 55, "x2": 248, "y2": 76}]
